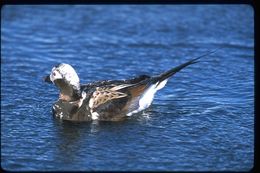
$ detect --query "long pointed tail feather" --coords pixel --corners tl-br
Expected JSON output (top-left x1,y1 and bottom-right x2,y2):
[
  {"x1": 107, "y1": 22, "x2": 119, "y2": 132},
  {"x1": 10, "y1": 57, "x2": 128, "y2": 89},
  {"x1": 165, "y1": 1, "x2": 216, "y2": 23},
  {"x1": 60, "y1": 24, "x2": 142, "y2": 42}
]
[
  {"x1": 155, "y1": 48, "x2": 219, "y2": 83},
  {"x1": 121, "y1": 48, "x2": 219, "y2": 96}
]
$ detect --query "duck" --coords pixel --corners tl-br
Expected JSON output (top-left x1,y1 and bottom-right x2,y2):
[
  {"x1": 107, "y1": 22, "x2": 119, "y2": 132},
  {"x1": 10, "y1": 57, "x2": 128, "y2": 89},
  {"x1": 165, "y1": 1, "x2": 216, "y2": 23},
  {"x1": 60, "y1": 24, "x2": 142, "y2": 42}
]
[{"x1": 44, "y1": 50, "x2": 216, "y2": 121}]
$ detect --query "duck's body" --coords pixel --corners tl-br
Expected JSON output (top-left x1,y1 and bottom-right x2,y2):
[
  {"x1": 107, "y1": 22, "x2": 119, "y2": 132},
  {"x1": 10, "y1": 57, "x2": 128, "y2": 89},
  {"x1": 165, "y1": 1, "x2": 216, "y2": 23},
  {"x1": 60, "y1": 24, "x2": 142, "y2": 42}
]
[
  {"x1": 52, "y1": 75, "x2": 151, "y2": 121},
  {"x1": 44, "y1": 51, "x2": 215, "y2": 122}
]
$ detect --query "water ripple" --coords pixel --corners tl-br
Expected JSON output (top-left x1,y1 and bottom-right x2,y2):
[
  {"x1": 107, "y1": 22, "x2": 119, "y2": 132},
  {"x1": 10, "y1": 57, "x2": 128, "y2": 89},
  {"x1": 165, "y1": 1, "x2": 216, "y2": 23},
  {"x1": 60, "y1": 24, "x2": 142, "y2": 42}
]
[{"x1": 1, "y1": 5, "x2": 254, "y2": 172}]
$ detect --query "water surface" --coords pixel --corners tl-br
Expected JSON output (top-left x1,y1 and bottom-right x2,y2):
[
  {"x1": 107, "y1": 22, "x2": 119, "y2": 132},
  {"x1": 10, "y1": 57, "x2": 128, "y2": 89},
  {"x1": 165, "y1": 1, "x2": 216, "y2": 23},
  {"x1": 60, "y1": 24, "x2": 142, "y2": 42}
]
[{"x1": 1, "y1": 5, "x2": 254, "y2": 171}]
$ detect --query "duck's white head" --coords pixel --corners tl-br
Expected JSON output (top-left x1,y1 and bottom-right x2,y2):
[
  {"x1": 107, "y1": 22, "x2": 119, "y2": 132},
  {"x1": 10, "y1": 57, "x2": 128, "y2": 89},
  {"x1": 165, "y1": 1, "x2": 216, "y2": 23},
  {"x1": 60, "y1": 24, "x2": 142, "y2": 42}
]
[
  {"x1": 50, "y1": 63, "x2": 79, "y2": 86},
  {"x1": 44, "y1": 63, "x2": 81, "y2": 101}
]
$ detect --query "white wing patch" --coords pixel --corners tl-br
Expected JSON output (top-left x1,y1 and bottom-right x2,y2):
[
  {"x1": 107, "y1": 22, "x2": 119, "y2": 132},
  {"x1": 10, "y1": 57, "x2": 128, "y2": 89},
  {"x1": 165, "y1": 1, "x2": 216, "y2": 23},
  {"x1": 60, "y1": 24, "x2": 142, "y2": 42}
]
[
  {"x1": 91, "y1": 112, "x2": 99, "y2": 120},
  {"x1": 156, "y1": 78, "x2": 168, "y2": 90},
  {"x1": 139, "y1": 83, "x2": 157, "y2": 110},
  {"x1": 110, "y1": 84, "x2": 134, "y2": 91},
  {"x1": 127, "y1": 78, "x2": 169, "y2": 116}
]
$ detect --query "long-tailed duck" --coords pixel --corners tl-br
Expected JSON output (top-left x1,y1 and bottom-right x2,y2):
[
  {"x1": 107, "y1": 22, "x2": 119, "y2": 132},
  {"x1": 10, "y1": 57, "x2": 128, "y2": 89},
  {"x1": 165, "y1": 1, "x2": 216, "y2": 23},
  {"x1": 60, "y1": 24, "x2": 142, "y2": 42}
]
[{"x1": 44, "y1": 51, "x2": 216, "y2": 121}]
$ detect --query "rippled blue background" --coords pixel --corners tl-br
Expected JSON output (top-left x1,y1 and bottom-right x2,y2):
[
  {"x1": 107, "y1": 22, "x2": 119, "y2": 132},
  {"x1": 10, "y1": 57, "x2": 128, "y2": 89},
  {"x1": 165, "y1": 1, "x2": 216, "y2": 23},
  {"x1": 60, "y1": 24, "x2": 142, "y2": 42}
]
[{"x1": 1, "y1": 5, "x2": 254, "y2": 171}]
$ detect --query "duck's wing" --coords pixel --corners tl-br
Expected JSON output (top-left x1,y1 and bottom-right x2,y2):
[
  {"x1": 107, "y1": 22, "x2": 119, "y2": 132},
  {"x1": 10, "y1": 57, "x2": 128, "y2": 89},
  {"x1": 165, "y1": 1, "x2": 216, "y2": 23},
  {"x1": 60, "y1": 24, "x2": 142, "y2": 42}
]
[
  {"x1": 88, "y1": 85, "x2": 131, "y2": 110},
  {"x1": 87, "y1": 84, "x2": 134, "y2": 120},
  {"x1": 80, "y1": 74, "x2": 151, "y2": 90},
  {"x1": 87, "y1": 57, "x2": 202, "y2": 120}
]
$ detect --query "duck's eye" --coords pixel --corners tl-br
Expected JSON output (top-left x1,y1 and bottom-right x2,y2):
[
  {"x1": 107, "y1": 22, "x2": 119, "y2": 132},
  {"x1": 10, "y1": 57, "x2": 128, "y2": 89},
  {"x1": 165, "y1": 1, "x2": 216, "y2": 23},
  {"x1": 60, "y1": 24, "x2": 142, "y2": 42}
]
[{"x1": 53, "y1": 72, "x2": 56, "y2": 76}]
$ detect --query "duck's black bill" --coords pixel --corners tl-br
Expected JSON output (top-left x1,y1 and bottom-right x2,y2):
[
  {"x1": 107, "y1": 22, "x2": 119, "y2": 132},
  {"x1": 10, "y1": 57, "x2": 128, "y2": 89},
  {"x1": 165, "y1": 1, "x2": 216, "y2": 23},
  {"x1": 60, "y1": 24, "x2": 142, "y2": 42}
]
[{"x1": 44, "y1": 75, "x2": 52, "y2": 83}]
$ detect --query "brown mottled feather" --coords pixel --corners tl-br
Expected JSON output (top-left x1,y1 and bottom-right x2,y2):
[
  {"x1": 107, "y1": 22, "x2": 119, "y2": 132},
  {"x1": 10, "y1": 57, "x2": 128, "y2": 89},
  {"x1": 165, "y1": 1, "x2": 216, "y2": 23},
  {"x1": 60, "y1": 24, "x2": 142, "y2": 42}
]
[
  {"x1": 119, "y1": 83, "x2": 150, "y2": 113},
  {"x1": 127, "y1": 84, "x2": 148, "y2": 98},
  {"x1": 90, "y1": 87, "x2": 128, "y2": 109}
]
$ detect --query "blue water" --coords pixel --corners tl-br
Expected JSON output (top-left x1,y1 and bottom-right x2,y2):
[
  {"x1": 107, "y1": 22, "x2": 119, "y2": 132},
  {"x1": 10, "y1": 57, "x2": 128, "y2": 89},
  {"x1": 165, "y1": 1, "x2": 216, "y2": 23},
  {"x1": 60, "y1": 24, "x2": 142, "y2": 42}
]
[{"x1": 1, "y1": 5, "x2": 254, "y2": 171}]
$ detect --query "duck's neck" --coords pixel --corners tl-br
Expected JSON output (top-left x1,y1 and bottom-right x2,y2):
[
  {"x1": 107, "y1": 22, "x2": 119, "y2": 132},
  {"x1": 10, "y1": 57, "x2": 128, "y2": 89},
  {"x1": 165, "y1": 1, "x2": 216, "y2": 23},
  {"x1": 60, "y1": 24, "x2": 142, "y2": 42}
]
[{"x1": 55, "y1": 79, "x2": 81, "y2": 102}]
